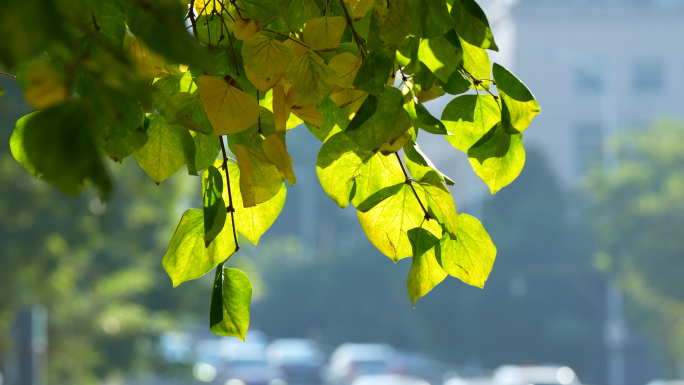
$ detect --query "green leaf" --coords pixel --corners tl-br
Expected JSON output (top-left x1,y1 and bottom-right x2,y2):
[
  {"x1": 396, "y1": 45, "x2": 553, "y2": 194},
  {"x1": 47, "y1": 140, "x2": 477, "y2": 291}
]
[
  {"x1": 162, "y1": 209, "x2": 237, "y2": 287},
  {"x1": 204, "y1": 166, "x2": 227, "y2": 246},
  {"x1": 306, "y1": 97, "x2": 347, "y2": 142},
  {"x1": 451, "y1": 0, "x2": 498, "y2": 51},
  {"x1": 407, "y1": 226, "x2": 447, "y2": 304},
  {"x1": 286, "y1": 50, "x2": 338, "y2": 106},
  {"x1": 191, "y1": 132, "x2": 222, "y2": 172},
  {"x1": 179, "y1": 129, "x2": 198, "y2": 175},
  {"x1": 492, "y1": 63, "x2": 541, "y2": 134},
  {"x1": 316, "y1": 132, "x2": 404, "y2": 209},
  {"x1": 381, "y1": 0, "x2": 419, "y2": 44},
  {"x1": 280, "y1": 0, "x2": 320, "y2": 29},
  {"x1": 210, "y1": 265, "x2": 252, "y2": 340},
  {"x1": 357, "y1": 183, "x2": 443, "y2": 261},
  {"x1": 439, "y1": 67, "x2": 471, "y2": 95},
  {"x1": 234, "y1": 144, "x2": 283, "y2": 207},
  {"x1": 197, "y1": 13, "x2": 233, "y2": 48},
  {"x1": 345, "y1": 86, "x2": 407, "y2": 151},
  {"x1": 403, "y1": 99, "x2": 448, "y2": 135},
  {"x1": 239, "y1": 0, "x2": 280, "y2": 24},
  {"x1": 15, "y1": 56, "x2": 51, "y2": 90},
  {"x1": 404, "y1": 143, "x2": 455, "y2": 186},
  {"x1": 11, "y1": 112, "x2": 42, "y2": 178},
  {"x1": 152, "y1": 72, "x2": 197, "y2": 116},
  {"x1": 419, "y1": 0, "x2": 454, "y2": 38},
  {"x1": 414, "y1": 179, "x2": 458, "y2": 237},
  {"x1": 441, "y1": 94, "x2": 500, "y2": 152},
  {"x1": 166, "y1": 92, "x2": 214, "y2": 134},
  {"x1": 436, "y1": 214, "x2": 495, "y2": 288},
  {"x1": 134, "y1": 114, "x2": 186, "y2": 184},
  {"x1": 242, "y1": 34, "x2": 296, "y2": 82},
  {"x1": 353, "y1": 44, "x2": 395, "y2": 95},
  {"x1": 417, "y1": 35, "x2": 461, "y2": 83},
  {"x1": 468, "y1": 123, "x2": 525, "y2": 194},
  {"x1": 22, "y1": 101, "x2": 112, "y2": 199},
  {"x1": 460, "y1": 35, "x2": 490, "y2": 84},
  {"x1": 0, "y1": 84, "x2": 3, "y2": 97}
]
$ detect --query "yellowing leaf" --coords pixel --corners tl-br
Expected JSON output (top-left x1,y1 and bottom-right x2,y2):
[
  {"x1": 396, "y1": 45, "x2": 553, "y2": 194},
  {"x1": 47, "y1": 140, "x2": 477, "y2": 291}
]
[
  {"x1": 234, "y1": 18, "x2": 262, "y2": 40},
  {"x1": 23, "y1": 67, "x2": 67, "y2": 110},
  {"x1": 291, "y1": 106, "x2": 323, "y2": 127},
  {"x1": 286, "y1": 50, "x2": 338, "y2": 107},
  {"x1": 328, "y1": 52, "x2": 361, "y2": 88},
  {"x1": 197, "y1": 75, "x2": 260, "y2": 135},
  {"x1": 272, "y1": 84, "x2": 290, "y2": 132},
  {"x1": 129, "y1": 38, "x2": 165, "y2": 79},
  {"x1": 282, "y1": 38, "x2": 309, "y2": 56},
  {"x1": 242, "y1": 34, "x2": 296, "y2": 82},
  {"x1": 262, "y1": 134, "x2": 296, "y2": 185},
  {"x1": 244, "y1": 65, "x2": 282, "y2": 93},
  {"x1": 234, "y1": 144, "x2": 283, "y2": 207},
  {"x1": 330, "y1": 88, "x2": 365, "y2": 108},
  {"x1": 302, "y1": 16, "x2": 347, "y2": 51},
  {"x1": 351, "y1": 0, "x2": 374, "y2": 20}
]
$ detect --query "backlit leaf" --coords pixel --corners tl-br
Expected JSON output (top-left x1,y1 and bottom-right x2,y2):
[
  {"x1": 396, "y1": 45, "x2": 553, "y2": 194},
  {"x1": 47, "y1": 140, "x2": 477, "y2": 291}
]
[
  {"x1": 441, "y1": 94, "x2": 500, "y2": 152},
  {"x1": 345, "y1": 86, "x2": 407, "y2": 151},
  {"x1": 417, "y1": 35, "x2": 460, "y2": 83},
  {"x1": 451, "y1": 0, "x2": 498, "y2": 51},
  {"x1": 353, "y1": 44, "x2": 394, "y2": 95},
  {"x1": 234, "y1": 144, "x2": 283, "y2": 207},
  {"x1": 407, "y1": 226, "x2": 447, "y2": 304},
  {"x1": 302, "y1": 16, "x2": 347, "y2": 51},
  {"x1": 492, "y1": 63, "x2": 541, "y2": 134},
  {"x1": 262, "y1": 134, "x2": 296, "y2": 185},
  {"x1": 204, "y1": 166, "x2": 227, "y2": 246},
  {"x1": 10, "y1": 112, "x2": 42, "y2": 178},
  {"x1": 134, "y1": 114, "x2": 186, "y2": 184},
  {"x1": 129, "y1": 38, "x2": 165, "y2": 79},
  {"x1": 242, "y1": 34, "x2": 296, "y2": 82},
  {"x1": 328, "y1": 52, "x2": 361, "y2": 88},
  {"x1": 166, "y1": 92, "x2": 214, "y2": 134},
  {"x1": 286, "y1": 50, "x2": 338, "y2": 106},
  {"x1": 468, "y1": 123, "x2": 525, "y2": 194},
  {"x1": 197, "y1": 75, "x2": 260, "y2": 135},
  {"x1": 210, "y1": 266, "x2": 252, "y2": 340}
]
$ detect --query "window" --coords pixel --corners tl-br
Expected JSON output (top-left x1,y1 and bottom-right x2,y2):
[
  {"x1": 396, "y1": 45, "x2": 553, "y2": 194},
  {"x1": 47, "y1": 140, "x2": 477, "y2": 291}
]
[
  {"x1": 574, "y1": 122, "x2": 603, "y2": 175},
  {"x1": 632, "y1": 59, "x2": 665, "y2": 94}
]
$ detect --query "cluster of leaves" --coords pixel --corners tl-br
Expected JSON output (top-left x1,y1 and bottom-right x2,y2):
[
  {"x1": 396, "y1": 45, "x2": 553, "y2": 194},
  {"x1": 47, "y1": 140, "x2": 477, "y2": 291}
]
[{"x1": 4, "y1": 0, "x2": 539, "y2": 340}]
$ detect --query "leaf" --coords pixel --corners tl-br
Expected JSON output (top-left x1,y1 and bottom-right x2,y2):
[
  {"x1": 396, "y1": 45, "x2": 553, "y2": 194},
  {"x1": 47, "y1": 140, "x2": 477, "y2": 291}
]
[
  {"x1": 204, "y1": 166, "x2": 228, "y2": 246},
  {"x1": 441, "y1": 94, "x2": 500, "y2": 152},
  {"x1": 262, "y1": 134, "x2": 297, "y2": 185},
  {"x1": 440, "y1": 67, "x2": 471, "y2": 95},
  {"x1": 133, "y1": 114, "x2": 186, "y2": 184},
  {"x1": 210, "y1": 266, "x2": 252, "y2": 340},
  {"x1": 234, "y1": 144, "x2": 283, "y2": 207},
  {"x1": 152, "y1": 72, "x2": 197, "y2": 116},
  {"x1": 328, "y1": 52, "x2": 361, "y2": 88},
  {"x1": 166, "y1": 92, "x2": 214, "y2": 134},
  {"x1": 357, "y1": 183, "x2": 443, "y2": 262},
  {"x1": 280, "y1": 0, "x2": 320, "y2": 29},
  {"x1": 292, "y1": 106, "x2": 323, "y2": 127},
  {"x1": 129, "y1": 38, "x2": 165, "y2": 79},
  {"x1": 244, "y1": 66, "x2": 283, "y2": 93},
  {"x1": 316, "y1": 132, "x2": 404, "y2": 208},
  {"x1": 197, "y1": 75, "x2": 260, "y2": 135},
  {"x1": 197, "y1": 13, "x2": 233, "y2": 47},
  {"x1": 404, "y1": 143, "x2": 455, "y2": 186},
  {"x1": 345, "y1": 86, "x2": 407, "y2": 151},
  {"x1": 492, "y1": 63, "x2": 541, "y2": 134},
  {"x1": 15, "y1": 56, "x2": 51, "y2": 90},
  {"x1": 242, "y1": 34, "x2": 296, "y2": 82},
  {"x1": 22, "y1": 101, "x2": 112, "y2": 198},
  {"x1": 207, "y1": 160, "x2": 286, "y2": 245},
  {"x1": 419, "y1": 0, "x2": 454, "y2": 38},
  {"x1": 381, "y1": 0, "x2": 419, "y2": 44},
  {"x1": 403, "y1": 99, "x2": 448, "y2": 135},
  {"x1": 406, "y1": 226, "x2": 447, "y2": 304},
  {"x1": 190, "y1": 131, "x2": 222, "y2": 172},
  {"x1": 417, "y1": 35, "x2": 460, "y2": 83},
  {"x1": 468, "y1": 123, "x2": 525, "y2": 194},
  {"x1": 305, "y1": 97, "x2": 346, "y2": 142},
  {"x1": 451, "y1": 0, "x2": 497, "y2": 51},
  {"x1": 234, "y1": 18, "x2": 263, "y2": 40},
  {"x1": 10, "y1": 112, "x2": 42, "y2": 178},
  {"x1": 286, "y1": 50, "x2": 338, "y2": 106},
  {"x1": 460, "y1": 35, "x2": 490, "y2": 83},
  {"x1": 353, "y1": 44, "x2": 395, "y2": 95},
  {"x1": 162, "y1": 209, "x2": 236, "y2": 287},
  {"x1": 436, "y1": 214, "x2": 496, "y2": 288},
  {"x1": 22, "y1": 66, "x2": 68, "y2": 110},
  {"x1": 238, "y1": 0, "x2": 280, "y2": 24},
  {"x1": 302, "y1": 16, "x2": 347, "y2": 51}
]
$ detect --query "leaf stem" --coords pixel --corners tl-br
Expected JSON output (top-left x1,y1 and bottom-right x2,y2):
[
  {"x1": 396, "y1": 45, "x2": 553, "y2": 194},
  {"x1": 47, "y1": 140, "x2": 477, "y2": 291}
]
[
  {"x1": 338, "y1": 0, "x2": 367, "y2": 60},
  {"x1": 220, "y1": 136, "x2": 241, "y2": 253},
  {"x1": 189, "y1": 1, "x2": 201, "y2": 43},
  {"x1": 0, "y1": 72, "x2": 16, "y2": 80},
  {"x1": 395, "y1": 152, "x2": 430, "y2": 221},
  {"x1": 459, "y1": 64, "x2": 499, "y2": 107},
  {"x1": 262, "y1": 28, "x2": 310, "y2": 48}
]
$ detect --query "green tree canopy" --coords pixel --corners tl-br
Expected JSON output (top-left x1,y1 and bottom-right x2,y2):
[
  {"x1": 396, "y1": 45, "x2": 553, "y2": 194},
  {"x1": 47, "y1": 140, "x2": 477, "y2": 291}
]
[{"x1": 2, "y1": 0, "x2": 540, "y2": 338}]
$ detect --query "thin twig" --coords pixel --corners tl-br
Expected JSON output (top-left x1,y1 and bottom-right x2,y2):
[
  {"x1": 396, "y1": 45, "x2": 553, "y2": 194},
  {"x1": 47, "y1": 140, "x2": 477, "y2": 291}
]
[
  {"x1": 189, "y1": 1, "x2": 200, "y2": 43},
  {"x1": 220, "y1": 136, "x2": 240, "y2": 253},
  {"x1": 0, "y1": 72, "x2": 16, "y2": 80},
  {"x1": 459, "y1": 64, "x2": 499, "y2": 107},
  {"x1": 338, "y1": 0, "x2": 366, "y2": 60},
  {"x1": 262, "y1": 28, "x2": 310, "y2": 48},
  {"x1": 395, "y1": 152, "x2": 430, "y2": 221}
]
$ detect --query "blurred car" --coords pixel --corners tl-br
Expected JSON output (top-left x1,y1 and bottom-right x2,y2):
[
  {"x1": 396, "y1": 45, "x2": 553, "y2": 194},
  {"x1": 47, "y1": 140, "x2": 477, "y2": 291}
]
[
  {"x1": 325, "y1": 343, "x2": 400, "y2": 385},
  {"x1": 218, "y1": 359, "x2": 287, "y2": 385},
  {"x1": 492, "y1": 365, "x2": 582, "y2": 385},
  {"x1": 352, "y1": 374, "x2": 430, "y2": 385},
  {"x1": 267, "y1": 338, "x2": 325, "y2": 384}
]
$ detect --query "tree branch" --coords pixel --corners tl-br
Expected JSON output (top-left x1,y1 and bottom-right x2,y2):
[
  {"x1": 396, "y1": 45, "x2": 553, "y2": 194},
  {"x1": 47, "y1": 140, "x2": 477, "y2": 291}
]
[
  {"x1": 395, "y1": 152, "x2": 430, "y2": 221},
  {"x1": 189, "y1": 1, "x2": 200, "y2": 43},
  {"x1": 0, "y1": 72, "x2": 16, "y2": 80},
  {"x1": 220, "y1": 136, "x2": 240, "y2": 253},
  {"x1": 338, "y1": 0, "x2": 367, "y2": 60}
]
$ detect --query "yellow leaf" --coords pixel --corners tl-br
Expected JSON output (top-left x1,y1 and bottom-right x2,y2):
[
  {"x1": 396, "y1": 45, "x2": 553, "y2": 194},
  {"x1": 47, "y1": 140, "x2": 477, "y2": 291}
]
[
  {"x1": 129, "y1": 38, "x2": 165, "y2": 79},
  {"x1": 416, "y1": 85, "x2": 446, "y2": 103},
  {"x1": 291, "y1": 106, "x2": 323, "y2": 127},
  {"x1": 329, "y1": 88, "x2": 365, "y2": 108},
  {"x1": 272, "y1": 84, "x2": 290, "y2": 133},
  {"x1": 378, "y1": 133, "x2": 410, "y2": 155},
  {"x1": 244, "y1": 66, "x2": 282, "y2": 94},
  {"x1": 286, "y1": 50, "x2": 339, "y2": 107},
  {"x1": 242, "y1": 34, "x2": 296, "y2": 82},
  {"x1": 351, "y1": 0, "x2": 374, "y2": 20},
  {"x1": 194, "y1": 0, "x2": 218, "y2": 15},
  {"x1": 234, "y1": 18, "x2": 262, "y2": 40},
  {"x1": 234, "y1": 144, "x2": 282, "y2": 207},
  {"x1": 328, "y1": 52, "x2": 361, "y2": 88},
  {"x1": 262, "y1": 134, "x2": 296, "y2": 186},
  {"x1": 302, "y1": 16, "x2": 347, "y2": 51},
  {"x1": 23, "y1": 67, "x2": 68, "y2": 110},
  {"x1": 197, "y1": 75, "x2": 260, "y2": 135}
]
